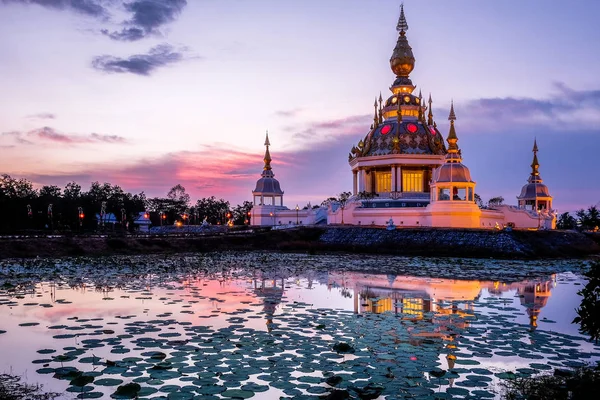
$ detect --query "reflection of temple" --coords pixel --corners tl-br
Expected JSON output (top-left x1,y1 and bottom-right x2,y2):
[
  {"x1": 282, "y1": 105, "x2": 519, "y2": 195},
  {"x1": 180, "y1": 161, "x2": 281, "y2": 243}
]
[
  {"x1": 328, "y1": 272, "x2": 556, "y2": 330},
  {"x1": 253, "y1": 277, "x2": 285, "y2": 332},
  {"x1": 518, "y1": 280, "x2": 553, "y2": 330}
]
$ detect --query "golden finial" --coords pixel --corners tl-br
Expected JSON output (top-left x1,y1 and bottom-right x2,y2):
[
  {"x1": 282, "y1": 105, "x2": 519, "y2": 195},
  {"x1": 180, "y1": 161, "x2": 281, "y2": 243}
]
[
  {"x1": 418, "y1": 90, "x2": 423, "y2": 121},
  {"x1": 390, "y1": 3, "x2": 415, "y2": 78},
  {"x1": 448, "y1": 100, "x2": 456, "y2": 121},
  {"x1": 373, "y1": 98, "x2": 379, "y2": 128},
  {"x1": 263, "y1": 130, "x2": 272, "y2": 171},
  {"x1": 531, "y1": 138, "x2": 540, "y2": 176},
  {"x1": 396, "y1": 3, "x2": 408, "y2": 34},
  {"x1": 427, "y1": 93, "x2": 434, "y2": 126},
  {"x1": 446, "y1": 102, "x2": 459, "y2": 156},
  {"x1": 378, "y1": 93, "x2": 384, "y2": 124}
]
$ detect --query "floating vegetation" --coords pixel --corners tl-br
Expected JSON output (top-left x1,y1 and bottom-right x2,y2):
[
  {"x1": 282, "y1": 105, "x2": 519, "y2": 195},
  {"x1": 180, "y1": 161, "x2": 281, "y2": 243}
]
[{"x1": 0, "y1": 252, "x2": 598, "y2": 398}]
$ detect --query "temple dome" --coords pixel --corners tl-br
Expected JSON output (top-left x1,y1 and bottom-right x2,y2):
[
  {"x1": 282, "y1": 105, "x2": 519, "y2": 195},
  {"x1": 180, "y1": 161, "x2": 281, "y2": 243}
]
[
  {"x1": 518, "y1": 178, "x2": 551, "y2": 199},
  {"x1": 358, "y1": 120, "x2": 446, "y2": 157},
  {"x1": 253, "y1": 176, "x2": 283, "y2": 194},
  {"x1": 431, "y1": 162, "x2": 473, "y2": 183}
]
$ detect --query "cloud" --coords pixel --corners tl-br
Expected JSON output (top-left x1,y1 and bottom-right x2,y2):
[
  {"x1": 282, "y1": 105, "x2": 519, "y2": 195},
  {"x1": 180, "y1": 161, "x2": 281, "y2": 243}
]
[
  {"x1": 1, "y1": 0, "x2": 109, "y2": 18},
  {"x1": 102, "y1": 0, "x2": 187, "y2": 42},
  {"x1": 24, "y1": 144, "x2": 264, "y2": 201},
  {"x1": 3, "y1": 1, "x2": 188, "y2": 42},
  {"x1": 91, "y1": 44, "x2": 185, "y2": 75},
  {"x1": 1, "y1": 126, "x2": 127, "y2": 145},
  {"x1": 290, "y1": 114, "x2": 371, "y2": 142},
  {"x1": 26, "y1": 112, "x2": 56, "y2": 120},
  {"x1": 274, "y1": 108, "x2": 303, "y2": 118},
  {"x1": 452, "y1": 82, "x2": 600, "y2": 132}
]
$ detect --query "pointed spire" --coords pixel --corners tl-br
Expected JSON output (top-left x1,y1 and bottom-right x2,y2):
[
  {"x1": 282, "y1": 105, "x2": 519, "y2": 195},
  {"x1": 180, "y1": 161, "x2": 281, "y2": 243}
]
[
  {"x1": 418, "y1": 90, "x2": 423, "y2": 121},
  {"x1": 396, "y1": 3, "x2": 409, "y2": 34},
  {"x1": 448, "y1": 100, "x2": 456, "y2": 122},
  {"x1": 427, "y1": 93, "x2": 434, "y2": 126},
  {"x1": 373, "y1": 98, "x2": 379, "y2": 128},
  {"x1": 263, "y1": 131, "x2": 272, "y2": 171},
  {"x1": 446, "y1": 102, "x2": 459, "y2": 158},
  {"x1": 531, "y1": 138, "x2": 540, "y2": 177}
]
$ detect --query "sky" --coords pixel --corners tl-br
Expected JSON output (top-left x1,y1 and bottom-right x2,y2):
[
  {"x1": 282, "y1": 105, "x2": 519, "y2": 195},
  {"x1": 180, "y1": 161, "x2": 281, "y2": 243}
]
[{"x1": 0, "y1": 0, "x2": 599, "y2": 212}]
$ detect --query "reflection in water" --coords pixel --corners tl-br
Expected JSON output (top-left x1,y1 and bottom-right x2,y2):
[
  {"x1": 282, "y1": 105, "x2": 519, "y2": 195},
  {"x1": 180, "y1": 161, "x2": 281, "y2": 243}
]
[
  {"x1": 328, "y1": 272, "x2": 556, "y2": 329},
  {"x1": 0, "y1": 257, "x2": 595, "y2": 400}
]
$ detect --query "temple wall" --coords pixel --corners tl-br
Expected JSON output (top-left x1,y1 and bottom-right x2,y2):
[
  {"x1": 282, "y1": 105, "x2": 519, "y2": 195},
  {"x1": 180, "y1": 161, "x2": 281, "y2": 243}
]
[
  {"x1": 491, "y1": 205, "x2": 556, "y2": 230},
  {"x1": 250, "y1": 205, "x2": 319, "y2": 227}
]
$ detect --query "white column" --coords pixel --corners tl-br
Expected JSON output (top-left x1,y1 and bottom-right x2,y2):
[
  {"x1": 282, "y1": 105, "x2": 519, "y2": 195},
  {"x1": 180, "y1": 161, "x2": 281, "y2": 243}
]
[
  {"x1": 397, "y1": 166, "x2": 402, "y2": 192},
  {"x1": 359, "y1": 169, "x2": 366, "y2": 192},
  {"x1": 391, "y1": 165, "x2": 396, "y2": 192},
  {"x1": 353, "y1": 171, "x2": 358, "y2": 195}
]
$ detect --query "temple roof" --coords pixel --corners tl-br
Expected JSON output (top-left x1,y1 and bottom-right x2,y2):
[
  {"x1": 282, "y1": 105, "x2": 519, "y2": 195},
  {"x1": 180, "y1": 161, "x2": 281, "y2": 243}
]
[
  {"x1": 349, "y1": 5, "x2": 449, "y2": 162},
  {"x1": 518, "y1": 139, "x2": 552, "y2": 200},
  {"x1": 253, "y1": 131, "x2": 284, "y2": 195}
]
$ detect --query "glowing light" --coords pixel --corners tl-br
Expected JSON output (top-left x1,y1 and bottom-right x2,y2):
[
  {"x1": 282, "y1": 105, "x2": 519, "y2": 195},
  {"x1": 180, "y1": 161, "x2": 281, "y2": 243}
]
[
  {"x1": 406, "y1": 123, "x2": 418, "y2": 133},
  {"x1": 381, "y1": 125, "x2": 392, "y2": 135},
  {"x1": 429, "y1": 127, "x2": 436, "y2": 135}
]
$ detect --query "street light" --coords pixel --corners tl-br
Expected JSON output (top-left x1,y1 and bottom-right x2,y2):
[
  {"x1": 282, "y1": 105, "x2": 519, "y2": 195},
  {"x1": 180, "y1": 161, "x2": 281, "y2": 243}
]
[
  {"x1": 247, "y1": 211, "x2": 251, "y2": 226},
  {"x1": 269, "y1": 211, "x2": 274, "y2": 228},
  {"x1": 295, "y1": 204, "x2": 299, "y2": 225}
]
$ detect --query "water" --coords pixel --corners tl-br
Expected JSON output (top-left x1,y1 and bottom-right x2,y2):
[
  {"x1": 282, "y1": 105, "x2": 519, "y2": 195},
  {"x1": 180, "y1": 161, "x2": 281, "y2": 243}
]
[{"x1": 0, "y1": 252, "x2": 598, "y2": 399}]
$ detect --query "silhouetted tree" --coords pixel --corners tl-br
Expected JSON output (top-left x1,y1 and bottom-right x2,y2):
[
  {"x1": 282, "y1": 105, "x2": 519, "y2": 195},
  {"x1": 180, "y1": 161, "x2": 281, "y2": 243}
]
[
  {"x1": 557, "y1": 212, "x2": 577, "y2": 230},
  {"x1": 573, "y1": 261, "x2": 600, "y2": 343},
  {"x1": 193, "y1": 196, "x2": 230, "y2": 225},
  {"x1": 487, "y1": 196, "x2": 504, "y2": 207}
]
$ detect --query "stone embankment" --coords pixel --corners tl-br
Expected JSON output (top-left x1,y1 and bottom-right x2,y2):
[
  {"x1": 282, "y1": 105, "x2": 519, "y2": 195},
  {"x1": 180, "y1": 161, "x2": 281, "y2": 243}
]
[
  {"x1": 0, "y1": 227, "x2": 597, "y2": 259},
  {"x1": 318, "y1": 227, "x2": 600, "y2": 258}
]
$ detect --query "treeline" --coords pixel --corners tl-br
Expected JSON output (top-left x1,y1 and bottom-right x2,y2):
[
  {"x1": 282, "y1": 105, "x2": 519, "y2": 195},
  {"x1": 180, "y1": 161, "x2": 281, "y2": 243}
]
[
  {"x1": 0, "y1": 175, "x2": 252, "y2": 234},
  {"x1": 557, "y1": 206, "x2": 600, "y2": 230}
]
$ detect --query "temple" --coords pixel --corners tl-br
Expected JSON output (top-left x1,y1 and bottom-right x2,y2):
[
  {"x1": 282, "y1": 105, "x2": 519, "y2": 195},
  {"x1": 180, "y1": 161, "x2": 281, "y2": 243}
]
[{"x1": 250, "y1": 4, "x2": 556, "y2": 230}]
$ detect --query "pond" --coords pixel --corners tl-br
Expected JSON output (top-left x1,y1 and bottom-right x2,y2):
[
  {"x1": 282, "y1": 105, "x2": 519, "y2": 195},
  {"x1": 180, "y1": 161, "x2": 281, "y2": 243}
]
[{"x1": 0, "y1": 252, "x2": 598, "y2": 399}]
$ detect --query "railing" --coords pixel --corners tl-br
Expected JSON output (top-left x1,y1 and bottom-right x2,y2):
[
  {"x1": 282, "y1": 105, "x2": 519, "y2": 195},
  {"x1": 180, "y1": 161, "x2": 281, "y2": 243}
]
[{"x1": 373, "y1": 192, "x2": 430, "y2": 200}]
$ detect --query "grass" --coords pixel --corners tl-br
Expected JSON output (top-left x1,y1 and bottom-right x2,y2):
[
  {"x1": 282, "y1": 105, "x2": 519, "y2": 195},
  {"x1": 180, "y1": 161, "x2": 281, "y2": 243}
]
[{"x1": 0, "y1": 374, "x2": 59, "y2": 400}]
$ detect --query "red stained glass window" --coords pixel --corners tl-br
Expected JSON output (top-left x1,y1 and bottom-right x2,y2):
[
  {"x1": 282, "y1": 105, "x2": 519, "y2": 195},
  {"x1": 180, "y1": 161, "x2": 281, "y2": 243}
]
[
  {"x1": 429, "y1": 127, "x2": 436, "y2": 135},
  {"x1": 381, "y1": 125, "x2": 392, "y2": 135},
  {"x1": 406, "y1": 123, "x2": 418, "y2": 133}
]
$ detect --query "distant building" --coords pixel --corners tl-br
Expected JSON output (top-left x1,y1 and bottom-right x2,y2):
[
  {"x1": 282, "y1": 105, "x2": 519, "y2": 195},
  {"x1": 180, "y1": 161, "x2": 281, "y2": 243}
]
[{"x1": 251, "y1": 5, "x2": 556, "y2": 230}]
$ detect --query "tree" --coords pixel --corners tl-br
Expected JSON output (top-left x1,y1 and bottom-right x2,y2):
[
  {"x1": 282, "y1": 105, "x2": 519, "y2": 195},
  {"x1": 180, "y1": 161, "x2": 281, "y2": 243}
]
[
  {"x1": 573, "y1": 261, "x2": 600, "y2": 343},
  {"x1": 474, "y1": 193, "x2": 484, "y2": 208},
  {"x1": 331, "y1": 191, "x2": 352, "y2": 224},
  {"x1": 356, "y1": 191, "x2": 378, "y2": 208},
  {"x1": 557, "y1": 212, "x2": 577, "y2": 230},
  {"x1": 193, "y1": 197, "x2": 230, "y2": 225},
  {"x1": 487, "y1": 196, "x2": 504, "y2": 207},
  {"x1": 232, "y1": 201, "x2": 253, "y2": 225},
  {"x1": 63, "y1": 182, "x2": 82, "y2": 199}
]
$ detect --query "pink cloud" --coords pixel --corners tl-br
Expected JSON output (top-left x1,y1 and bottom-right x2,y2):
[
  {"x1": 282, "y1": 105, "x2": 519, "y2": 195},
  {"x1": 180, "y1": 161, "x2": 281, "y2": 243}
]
[{"x1": 1, "y1": 127, "x2": 127, "y2": 146}]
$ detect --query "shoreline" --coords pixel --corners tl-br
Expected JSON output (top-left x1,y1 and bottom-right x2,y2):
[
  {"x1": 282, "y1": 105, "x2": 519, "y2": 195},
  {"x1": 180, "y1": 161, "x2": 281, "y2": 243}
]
[{"x1": 0, "y1": 227, "x2": 598, "y2": 260}]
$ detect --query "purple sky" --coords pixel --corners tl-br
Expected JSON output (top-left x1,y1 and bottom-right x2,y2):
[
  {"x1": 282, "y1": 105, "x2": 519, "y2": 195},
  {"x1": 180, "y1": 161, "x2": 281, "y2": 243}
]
[{"x1": 1, "y1": 0, "x2": 599, "y2": 211}]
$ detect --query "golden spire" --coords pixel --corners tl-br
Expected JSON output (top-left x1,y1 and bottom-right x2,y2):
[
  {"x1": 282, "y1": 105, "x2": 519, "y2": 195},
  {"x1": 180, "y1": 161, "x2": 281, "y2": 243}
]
[
  {"x1": 390, "y1": 3, "x2": 415, "y2": 79},
  {"x1": 373, "y1": 98, "x2": 379, "y2": 129},
  {"x1": 263, "y1": 131, "x2": 272, "y2": 171},
  {"x1": 396, "y1": 3, "x2": 408, "y2": 33},
  {"x1": 418, "y1": 90, "x2": 423, "y2": 121},
  {"x1": 531, "y1": 138, "x2": 540, "y2": 177},
  {"x1": 378, "y1": 92, "x2": 384, "y2": 124},
  {"x1": 446, "y1": 101, "x2": 459, "y2": 156},
  {"x1": 427, "y1": 93, "x2": 434, "y2": 126}
]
